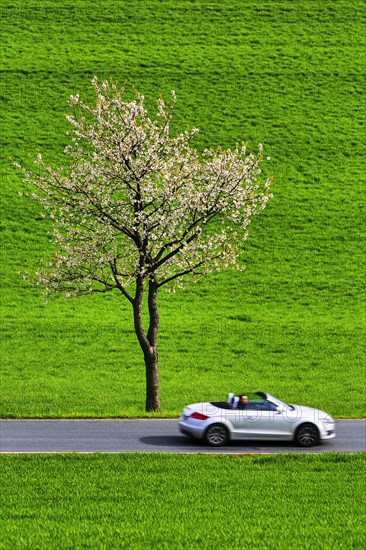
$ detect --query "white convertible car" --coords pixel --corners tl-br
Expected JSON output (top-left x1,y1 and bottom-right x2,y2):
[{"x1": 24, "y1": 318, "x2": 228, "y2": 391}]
[{"x1": 179, "y1": 392, "x2": 336, "y2": 447}]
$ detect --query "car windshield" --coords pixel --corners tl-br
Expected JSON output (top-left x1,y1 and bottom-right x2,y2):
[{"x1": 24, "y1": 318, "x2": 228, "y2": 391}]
[{"x1": 264, "y1": 393, "x2": 295, "y2": 411}]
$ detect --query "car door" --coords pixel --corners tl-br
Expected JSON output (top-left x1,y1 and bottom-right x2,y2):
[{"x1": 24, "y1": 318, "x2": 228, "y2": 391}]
[{"x1": 232, "y1": 400, "x2": 292, "y2": 440}]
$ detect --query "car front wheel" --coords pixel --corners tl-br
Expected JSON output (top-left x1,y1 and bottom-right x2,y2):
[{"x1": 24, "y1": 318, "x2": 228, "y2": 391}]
[
  {"x1": 295, "y1": 423, "x2": 320, "y2": 447},
  {"x1": 205, "y1": 424, "x2": 229, "y2": 447}
]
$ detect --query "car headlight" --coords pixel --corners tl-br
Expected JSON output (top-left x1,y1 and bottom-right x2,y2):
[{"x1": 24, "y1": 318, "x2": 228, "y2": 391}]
[{"x1": 321, "y1": 418, "x2": 334, "y2": 424}]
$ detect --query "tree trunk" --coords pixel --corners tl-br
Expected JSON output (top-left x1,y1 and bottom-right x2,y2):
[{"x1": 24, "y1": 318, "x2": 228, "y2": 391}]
[
  {"x1": 144, "y1": 347, "x2": 160, "y2": 412},
  {"x1": 132, "y1": 275, "x2": 160, "y2": 412},
  {"x1": 145, "y1": 278, "x2": 160, "y2": 411}
]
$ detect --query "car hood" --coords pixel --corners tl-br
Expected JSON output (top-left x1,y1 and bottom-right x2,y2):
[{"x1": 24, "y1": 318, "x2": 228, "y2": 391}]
[{"x1": 291, "y1": 404, "x2": 333, "y2": 421}]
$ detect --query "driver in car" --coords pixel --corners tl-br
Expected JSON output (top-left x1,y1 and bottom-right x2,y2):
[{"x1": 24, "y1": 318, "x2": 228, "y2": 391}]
[{"x1": 238, "y1": 394, "x2": 249, "y2": 409}]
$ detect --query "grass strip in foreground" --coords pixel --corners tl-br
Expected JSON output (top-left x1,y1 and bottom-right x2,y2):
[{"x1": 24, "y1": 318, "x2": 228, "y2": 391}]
[{"x1": 0, "y1": 453, "x2": 365, "y2": 549}]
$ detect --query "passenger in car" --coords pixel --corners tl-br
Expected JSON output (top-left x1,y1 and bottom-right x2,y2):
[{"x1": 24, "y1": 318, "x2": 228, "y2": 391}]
[{"x1": 237, "y1": 394, "x2": 249, "y2": 409}]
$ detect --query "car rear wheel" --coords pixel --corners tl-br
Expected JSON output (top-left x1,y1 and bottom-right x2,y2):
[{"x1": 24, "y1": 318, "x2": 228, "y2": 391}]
[
  {"x1": 295, "y1": 423, "x2": 320, "y2": 447},
  {"x1": 205, "y1": 424, "x2": 229, "y2": 447}
]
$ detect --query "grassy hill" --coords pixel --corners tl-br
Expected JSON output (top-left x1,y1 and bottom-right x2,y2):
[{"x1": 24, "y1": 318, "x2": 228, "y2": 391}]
[{"x1": 1, "y1": 0, "x2": 365, "y2": 417}]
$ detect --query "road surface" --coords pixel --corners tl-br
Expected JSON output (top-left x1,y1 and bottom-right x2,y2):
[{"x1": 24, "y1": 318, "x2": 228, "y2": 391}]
[{"x1": 0, "y1": 419, "x2": 365, "y2": 454}]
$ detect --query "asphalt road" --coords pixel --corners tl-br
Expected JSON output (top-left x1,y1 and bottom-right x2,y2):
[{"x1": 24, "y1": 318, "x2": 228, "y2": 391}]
[{"x1": 0, "y1": 419, "x2": 365, "y2": 454}]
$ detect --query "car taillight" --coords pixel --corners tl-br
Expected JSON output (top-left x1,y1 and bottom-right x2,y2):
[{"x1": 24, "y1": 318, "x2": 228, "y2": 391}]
[{"x1": 190, "y1": 411, "x2": 209, "y2": 420}]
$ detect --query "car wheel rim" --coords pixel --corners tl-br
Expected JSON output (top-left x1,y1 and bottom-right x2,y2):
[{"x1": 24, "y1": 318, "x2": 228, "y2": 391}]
[
  {"x1": 208, "y1": 427, "x2": 226, "y2": 445},
  {"x1": 298, "y1": 427, "x2": 318, "y2": 445}
]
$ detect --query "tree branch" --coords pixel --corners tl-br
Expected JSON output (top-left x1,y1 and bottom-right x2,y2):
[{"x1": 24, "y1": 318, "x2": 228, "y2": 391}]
[
  {"x1": 109, "y1": 260, "x2": 134, "y2": 304},
  {"x1": 146, "y1": 278, "x2": 159, "y2": 347},
  {"x1": 153, "y1": 209, "x2": 220, "y2": 268},
  {"x1": 157, "y1": 260, "x2": 207, "y2": 287},
  {"x1": 133, "y1": 275, "x2": 151, "y2": 353}
]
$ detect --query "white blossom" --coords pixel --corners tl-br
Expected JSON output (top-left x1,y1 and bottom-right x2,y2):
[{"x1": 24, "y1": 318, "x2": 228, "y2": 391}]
[{"x1": 18, "y1": 77, "x2": 272, "y2": 298}]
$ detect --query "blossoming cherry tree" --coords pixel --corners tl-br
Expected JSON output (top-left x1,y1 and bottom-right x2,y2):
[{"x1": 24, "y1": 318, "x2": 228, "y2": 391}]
[{"x1": 17, "y1": 78, "x2": 272, "y2": 411}]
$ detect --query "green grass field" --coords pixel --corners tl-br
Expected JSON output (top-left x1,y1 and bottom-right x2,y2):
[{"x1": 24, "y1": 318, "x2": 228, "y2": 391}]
[
  {"x1": 1, "y1": 0, "x2": 365, "y2": 418},
  {"x1": 1, "y1": 3, "x2": 365, "y2": 549},
  {"x1": 1, "y1": 453, "x2": 365, "y2": 549}
]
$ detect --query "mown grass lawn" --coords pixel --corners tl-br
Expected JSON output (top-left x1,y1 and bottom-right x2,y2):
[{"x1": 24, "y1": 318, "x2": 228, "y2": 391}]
[
  {"x1": 1, "y1": 453, "x2": 365, "y2": 549},
  {"x1": 1, "y1": 0, "x2": 365, "y2": 417}
]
